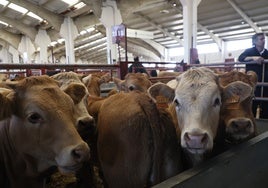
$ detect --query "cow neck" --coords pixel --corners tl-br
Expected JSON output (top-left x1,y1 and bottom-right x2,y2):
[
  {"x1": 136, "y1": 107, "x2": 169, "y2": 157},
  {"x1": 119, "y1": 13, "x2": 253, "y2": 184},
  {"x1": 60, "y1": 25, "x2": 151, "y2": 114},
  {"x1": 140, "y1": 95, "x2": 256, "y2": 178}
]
[{"x1": 1, "y1": 119, "x2": 41, "y2": 178}]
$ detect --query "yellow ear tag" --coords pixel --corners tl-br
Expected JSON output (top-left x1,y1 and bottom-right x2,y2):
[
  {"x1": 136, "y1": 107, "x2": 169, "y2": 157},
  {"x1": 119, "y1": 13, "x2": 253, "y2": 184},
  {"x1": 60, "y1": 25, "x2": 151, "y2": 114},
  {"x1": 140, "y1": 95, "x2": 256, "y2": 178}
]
[
  {"x1": 225, "y1": 94, "x2": 240, "y2": 109},
  {"x1": 156, "y1": 95, "x2": 169, "y2": 109},
  {"x1": 225, "y1": 94, "x2": 240, "y2": 104}
]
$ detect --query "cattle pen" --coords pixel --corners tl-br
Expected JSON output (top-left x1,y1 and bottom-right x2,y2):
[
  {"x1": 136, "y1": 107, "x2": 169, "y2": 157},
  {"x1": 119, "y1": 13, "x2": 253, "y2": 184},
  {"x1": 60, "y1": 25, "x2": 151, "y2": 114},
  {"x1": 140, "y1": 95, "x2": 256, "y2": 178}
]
[{"x1": 1, "y1": 61, "x2": 268, "y2": 187}]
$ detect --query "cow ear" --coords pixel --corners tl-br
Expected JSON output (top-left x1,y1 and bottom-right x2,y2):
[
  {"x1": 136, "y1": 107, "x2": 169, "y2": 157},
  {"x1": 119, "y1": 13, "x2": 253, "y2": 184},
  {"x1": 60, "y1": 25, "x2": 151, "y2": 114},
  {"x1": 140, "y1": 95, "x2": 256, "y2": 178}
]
[
  {"x1": 147, "y1": 82, "x2": 175, "y2": 103},
  {"x1": 0, "y1": 88, "x2": 15, "y2": 120},
  {"x1": 99, "y1": 73, "x2": 111, "y2": 84},
  {"x1": 82, "y1": 74, "x2": 92, "y2": 85},
  {"x1": 64, "y1": 83, "x2": 86, "y2": 104},
  {"x1": 246, "y1": 71, "x2": 258, "y2": 86},
  {"x1": 113, "y1": 77, "x2": 125, "y2": 91},
  {"x1": 223, "y1": 81, "x2": 253, "y2": 103}
]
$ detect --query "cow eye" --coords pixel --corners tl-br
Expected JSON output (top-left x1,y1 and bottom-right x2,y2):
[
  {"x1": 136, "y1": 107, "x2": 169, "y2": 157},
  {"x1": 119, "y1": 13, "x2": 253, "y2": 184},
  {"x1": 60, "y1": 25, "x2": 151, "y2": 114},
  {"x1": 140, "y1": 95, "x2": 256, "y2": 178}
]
[
  {"x1": 174, "y1": 99, "x2": 181, "y2": 108},
  {"x1": 128, "y1": 85, "x2": 135, "y2": 91},
  {"x1": 213, "y1": 98, "x2": 221, "y2": 107},
  {"x1": 27, "y1": 113, "x2": 43, "y2": 124}
]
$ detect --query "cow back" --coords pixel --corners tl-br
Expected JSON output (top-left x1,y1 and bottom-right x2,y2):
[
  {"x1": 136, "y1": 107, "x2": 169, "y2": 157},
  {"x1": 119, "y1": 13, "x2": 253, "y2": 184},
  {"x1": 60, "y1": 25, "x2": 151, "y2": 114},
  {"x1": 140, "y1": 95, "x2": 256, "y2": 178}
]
[{"x1": 97, "y1": 91, "x2": 182, "y2": 187}]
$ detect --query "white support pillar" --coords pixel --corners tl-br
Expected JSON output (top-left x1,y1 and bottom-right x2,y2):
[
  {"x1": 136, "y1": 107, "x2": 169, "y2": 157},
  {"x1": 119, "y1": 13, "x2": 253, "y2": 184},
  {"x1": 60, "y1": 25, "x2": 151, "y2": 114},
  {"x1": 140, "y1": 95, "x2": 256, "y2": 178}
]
[
  {"x1": 35, "y1": 29, "x2": 51, "y2": 64},
  {"x1": 180, "y1": 0, "x2": 201, "y2": 64},
  {"x1": 8, "y1": 46, "x2": 20, "y2": 63},
  {"x1": 222, "y1": 40, "x2": 227, "y2": 61},
  {"x1": 18, "y1": 36, "x2": 36, "y2": 64},
  {"x1": 0, "y1": 47, "x2": 10, "y2": 63},
  {"x1": 100, "y1": 0, "x2": 122, "y2": 64},
  {"x1": 60, "y1": 17, "x2": 78, "y2": 64}
]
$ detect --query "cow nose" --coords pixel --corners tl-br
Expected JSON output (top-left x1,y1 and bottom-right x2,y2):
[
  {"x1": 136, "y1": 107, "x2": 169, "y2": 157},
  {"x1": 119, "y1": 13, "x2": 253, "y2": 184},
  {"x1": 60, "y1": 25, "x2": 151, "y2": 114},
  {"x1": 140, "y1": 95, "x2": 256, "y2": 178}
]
[
  {"x1": 184, "y1": 132, "x2": 209, "y2": 149},
  {"x1": 230, "y1": 119, "x2": 252, "y2": 131},
  {"x1": 78, "y1": 116, "x2": 94, "y2": 127},
  {"x1": 72, "y1": 143, "x2": 90, "y2": 163},
  {"x1": 77, "y1": 116, "x2": 96, "y2": 140}
]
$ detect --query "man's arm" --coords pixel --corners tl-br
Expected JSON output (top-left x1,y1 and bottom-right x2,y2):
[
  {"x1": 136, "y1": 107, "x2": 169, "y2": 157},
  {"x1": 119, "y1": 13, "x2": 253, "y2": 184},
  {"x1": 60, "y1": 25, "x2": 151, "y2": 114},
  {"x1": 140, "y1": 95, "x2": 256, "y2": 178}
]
[
  {"x1": 238, "y1": 48, "x2": 263, "y2": 64},
  {"x1": 244, "y1": 56, "x2": 264, "y2": 64}
]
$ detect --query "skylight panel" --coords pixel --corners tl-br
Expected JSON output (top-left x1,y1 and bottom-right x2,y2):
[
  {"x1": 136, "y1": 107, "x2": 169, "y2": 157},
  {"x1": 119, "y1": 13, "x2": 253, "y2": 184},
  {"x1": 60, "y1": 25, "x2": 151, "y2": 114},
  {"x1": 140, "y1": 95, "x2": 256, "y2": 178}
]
[
  {"x1": 0, "y1": 20, "x2": 8, "y2": 26},
  {"x1": 27, "y1": 12, "x2": 43, "y2": 21},
  {"x1": 74, "y1": 2, "x2": 86, "y2": 9},
  {"x1": 8, "y1": 3, "x2": 28, "y2": 14},
  {"x1": 0, "y1": 0, "x2": 9, "y2": 6},
  {"x1": 60, "y1": 0, "x2": 79, "y2": 6},
  {"x1": 57, "y1": 38, "x2": 65, "y2": 44}
]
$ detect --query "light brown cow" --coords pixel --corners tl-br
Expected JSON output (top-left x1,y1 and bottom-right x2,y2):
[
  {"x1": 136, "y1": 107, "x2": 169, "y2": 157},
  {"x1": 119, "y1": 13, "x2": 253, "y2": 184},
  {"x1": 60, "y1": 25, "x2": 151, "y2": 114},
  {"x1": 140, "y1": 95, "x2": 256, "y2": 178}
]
[
  {"x1": 148, "y1": 67, "x2": 222, "y2": 167},
  {"x1": 113, "y1": 72, "x2": 152, "y2": 92},
  {"x1": 0, "y1": 76, "x2": 90, "y2": 188},
  {"x1": 51, "y1": 72, "x2": 98, "y2": 187},
  {"x1": 89, "y1": 91, "x2": 183, "y2": 187},
  {"x1": 218, "y1": 70, "x2": 258, "y2": 144}
]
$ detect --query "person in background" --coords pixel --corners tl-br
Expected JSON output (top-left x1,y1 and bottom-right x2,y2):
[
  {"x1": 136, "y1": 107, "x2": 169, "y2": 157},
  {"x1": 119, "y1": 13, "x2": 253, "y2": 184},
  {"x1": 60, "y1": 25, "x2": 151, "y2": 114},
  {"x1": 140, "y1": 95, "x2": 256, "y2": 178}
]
[
  {"x1": 238, "y1": 32, "x2": 268, "y2": 119},
  {"x1": 128, "y1": 56, "x2": 149, "y2": 76}
]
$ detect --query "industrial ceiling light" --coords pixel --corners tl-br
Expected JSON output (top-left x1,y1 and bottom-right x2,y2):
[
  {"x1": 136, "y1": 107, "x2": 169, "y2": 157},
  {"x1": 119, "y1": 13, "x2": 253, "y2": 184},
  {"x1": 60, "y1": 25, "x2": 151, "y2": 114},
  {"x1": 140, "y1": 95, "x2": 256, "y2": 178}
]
[
  {"x1": 0, "y1": 0, "x2": 8, "y2": 6},
  {"x1": 160, "y1": 9, "x2": 169, "y2": 14},
  {"x1": 8, "y1": 3, "x2": 27, "y2": 14}
]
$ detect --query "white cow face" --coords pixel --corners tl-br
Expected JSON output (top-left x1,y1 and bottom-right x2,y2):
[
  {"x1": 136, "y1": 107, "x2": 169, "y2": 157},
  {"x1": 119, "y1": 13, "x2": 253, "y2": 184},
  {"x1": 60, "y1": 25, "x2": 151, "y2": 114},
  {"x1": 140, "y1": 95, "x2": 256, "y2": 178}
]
[
  {"x1": 148, "y1": 67, "x2": 222, "y2": 157},
  {"x1": 174, "y1": 76, "x2": 221, "y2": 155},
  {"x1": 174, "y1": 68, "x2": 221, "y2": 155}
]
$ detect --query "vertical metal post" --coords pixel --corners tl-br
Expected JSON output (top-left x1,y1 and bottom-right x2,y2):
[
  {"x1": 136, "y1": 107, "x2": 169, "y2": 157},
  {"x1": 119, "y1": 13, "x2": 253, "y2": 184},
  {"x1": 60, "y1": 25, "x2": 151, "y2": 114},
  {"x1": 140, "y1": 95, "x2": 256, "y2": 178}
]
[{"x1": 261, "y1": 63, "x2": 265, "y2": 97}]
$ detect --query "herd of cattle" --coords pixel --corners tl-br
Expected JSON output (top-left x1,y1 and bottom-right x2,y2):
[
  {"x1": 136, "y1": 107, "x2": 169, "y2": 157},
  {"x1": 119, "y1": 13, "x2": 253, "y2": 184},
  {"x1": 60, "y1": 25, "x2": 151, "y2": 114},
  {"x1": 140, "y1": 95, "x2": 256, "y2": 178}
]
[{"x1": 0, "y1": 67, "x2": 258, "y2": 188}]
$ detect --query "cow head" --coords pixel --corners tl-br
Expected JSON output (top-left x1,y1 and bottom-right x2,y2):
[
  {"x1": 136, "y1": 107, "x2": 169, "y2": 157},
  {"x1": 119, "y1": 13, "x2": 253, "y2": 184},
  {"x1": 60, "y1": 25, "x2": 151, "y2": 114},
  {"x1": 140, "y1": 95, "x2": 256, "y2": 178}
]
[
  {"x1": 148, "y1": 67, "x2": 221, "y2": 165},
  {"x1": 1, "y1": 76, "x2": 90, "y2": 174},
  {"x1": 51, "y1": 72, "x2": 95, "y2": 139},
  {"x1": 113, "y1": 73, "x2": 152, "y2": 92},
  {"x1": 219, "y1": 71, "x2": 258, "y2": 144},
  {"x1": 82, "y1": 72, "x2": 111, "y2": 96}
]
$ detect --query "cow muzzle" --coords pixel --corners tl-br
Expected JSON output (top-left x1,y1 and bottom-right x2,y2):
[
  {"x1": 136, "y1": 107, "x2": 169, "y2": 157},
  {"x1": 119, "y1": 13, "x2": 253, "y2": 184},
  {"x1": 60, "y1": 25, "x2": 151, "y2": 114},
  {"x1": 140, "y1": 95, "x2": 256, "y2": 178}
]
[
  {"x1": 56, "y1": 142, "x2": 90, "y2": 174},
  {"x1": 226, "y1": 118, "x2": 254, "y2": 142},
  {"x1": 183, "y1": 132, "x2": 210, "y2": 154}
]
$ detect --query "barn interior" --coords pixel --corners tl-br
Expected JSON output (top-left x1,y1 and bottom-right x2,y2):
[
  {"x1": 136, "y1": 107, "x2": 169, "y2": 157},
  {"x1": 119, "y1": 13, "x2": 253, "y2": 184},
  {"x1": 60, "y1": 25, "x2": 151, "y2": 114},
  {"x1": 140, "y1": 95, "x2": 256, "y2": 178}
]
[{"x1": 0, "y1": 0, "x2": 268, "y2": 187}]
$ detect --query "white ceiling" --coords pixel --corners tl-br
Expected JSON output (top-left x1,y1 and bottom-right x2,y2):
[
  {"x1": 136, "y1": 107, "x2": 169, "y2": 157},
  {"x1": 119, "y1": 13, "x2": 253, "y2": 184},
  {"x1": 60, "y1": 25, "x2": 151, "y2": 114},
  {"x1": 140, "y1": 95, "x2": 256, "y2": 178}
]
[{"x1": 0, "y1": 0, "x2": 267, "y2": 63}]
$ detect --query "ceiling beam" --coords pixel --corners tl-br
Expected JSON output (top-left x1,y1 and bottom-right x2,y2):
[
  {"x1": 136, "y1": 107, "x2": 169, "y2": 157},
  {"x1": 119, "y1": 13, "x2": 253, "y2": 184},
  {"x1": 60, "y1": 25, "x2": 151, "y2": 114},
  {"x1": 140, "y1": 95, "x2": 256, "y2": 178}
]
[
  {"x1": 132, "y1": 0, "x2": 167, "y2": 13},
  {"x1": 81, "y1": 0, "x2": 102, "y2": 18},
  {"x1": 134, "y1": 12, "x2": 184, "y2": 46},
  {"x1": 76, "y1": 42, "x2": 107, "y2": 58},
  {"x1": 73, "y1": 13, "x2": 101, "y2": 32},
  {"x1": 80, "y1": 48, "x2": 107, "y2": 59},
  {"x1": 9, "y1": 0, "x2": 64, "y2": 31},
  {"x1": 0, "y1": 15, "x2": 37, "y2": 41},
  {"x1": 127, "y1": 38, "x2": 161, "y2": 58},
  {"x1": 227, "y1": 0, "x2": 262, "y2": 33},
  {"x1": 85, "y1": 50, "x2": 107, "y2": 61},
  {"x1": 197, "y1": 23, "x2": 223, "y2": 51},
  {"x1": 0, "y1": 29, "x2": 21, "y2": 48}
]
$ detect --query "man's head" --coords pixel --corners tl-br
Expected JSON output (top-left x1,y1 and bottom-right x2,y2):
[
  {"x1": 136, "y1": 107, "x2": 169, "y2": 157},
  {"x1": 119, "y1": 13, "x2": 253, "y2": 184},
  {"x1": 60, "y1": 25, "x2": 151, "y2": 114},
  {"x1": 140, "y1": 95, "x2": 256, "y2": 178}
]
[
  {"x1": 134, "y1": 56, "x2": 139, "y2": 62},
  {"x1": 252, "y1": 33, "x2": 265, "y2": 49}
]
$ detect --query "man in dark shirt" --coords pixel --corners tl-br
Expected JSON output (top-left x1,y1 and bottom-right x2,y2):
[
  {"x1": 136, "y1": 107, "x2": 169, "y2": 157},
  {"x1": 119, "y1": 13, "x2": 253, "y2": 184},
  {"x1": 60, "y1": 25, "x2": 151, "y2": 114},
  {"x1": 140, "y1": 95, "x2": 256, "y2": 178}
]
[
  {"x1": 238, "y1": 33, "x2": 268, "y2": 119},
  {"x1": 128, "y1": 56, "x2": 149, "y2": 75}
]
